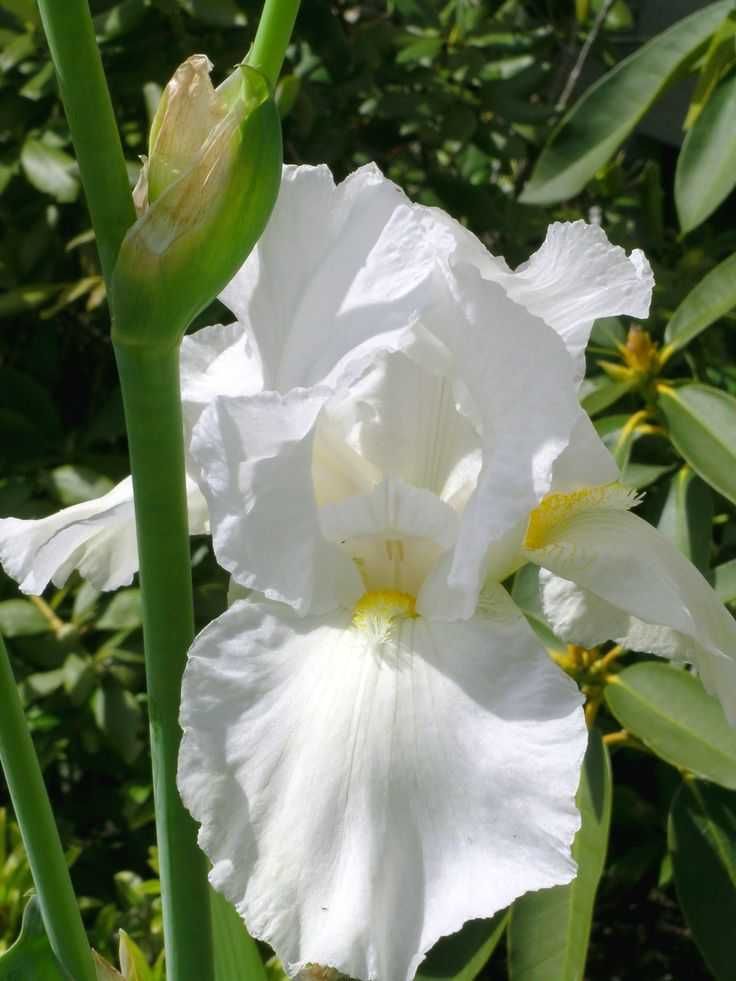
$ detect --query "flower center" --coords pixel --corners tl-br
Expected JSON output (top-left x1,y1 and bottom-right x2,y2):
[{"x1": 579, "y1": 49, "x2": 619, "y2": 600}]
[{"x1": 352, "y1": 589, "x2": 417, "y2": 644}]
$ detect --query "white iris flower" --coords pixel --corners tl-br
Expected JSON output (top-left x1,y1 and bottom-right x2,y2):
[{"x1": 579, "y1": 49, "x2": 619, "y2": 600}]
[
  {"x1": 173, "y1": 165, "x2": 686, "y2": 981},
  {"x1": 3, "y1": 163, "x2": 734, "y2": 980}
]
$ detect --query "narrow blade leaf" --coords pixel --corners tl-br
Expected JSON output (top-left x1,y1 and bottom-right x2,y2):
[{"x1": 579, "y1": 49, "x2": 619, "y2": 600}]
[
  {"x1": 417, "y1": 911, "x2": 508, "y2": 981},
  {"x1": 520, "y1": 1, "x2": 732, "y2": 204},
  {"x1": 676, "y1": 71, "x2": 736, "y2": 233},
  {"x1": 507, "y1": 729, "x2": 612, "y2": 981},
  {"x1": 656, "y1": 466, "x2": 713, "y2": 576},
  {"x1": 664, "y1": 251, "x2": 736, "y2": 353},
  {"x1": 209, "y1": 886, "x2": 267, "y2": 981},
  {"x1": 669, "y1": 780, "x2": 736, "y2": 980}
]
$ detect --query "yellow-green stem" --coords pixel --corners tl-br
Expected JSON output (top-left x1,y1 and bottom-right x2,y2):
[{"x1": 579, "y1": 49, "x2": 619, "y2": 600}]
[
  {"x1": 36, "y1": 0, "x2": 136, "y2": 286},
  {"x1": 0, "y1": 634, "x2": 96, "y2": 981},
  {"x1": 247, "y1": 0, "x2": 301, "y2": 89},
  {"x1": 114, "y1": 342, "x2": 214, "y2": 981}
]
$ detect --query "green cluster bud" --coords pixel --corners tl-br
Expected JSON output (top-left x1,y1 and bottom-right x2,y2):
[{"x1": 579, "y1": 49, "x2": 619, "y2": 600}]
[{"x1": 111, "y1": 54, "x2": 282, "y2": 350}]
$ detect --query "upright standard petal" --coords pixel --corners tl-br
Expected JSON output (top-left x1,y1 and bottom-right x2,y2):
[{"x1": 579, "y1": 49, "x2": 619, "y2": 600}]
[
  {"x1": 191, "y1": 388, "x2": 363, "y2": 615},
  {"x1": 179, "y1": 320, "x2": 263, "y2": 436},
  {"x1": 415, "y1": 212, "x2": 653, "y2": 378},
  {"x1": 219, "y1": 164, "x2": 455, "y2": 392},
  {"x1": 419, "y1": 265, "x2": 584, "y2": 619},
  {"x1": 524, "y1": 486, "x2": 736, "y2": 721},
  {"x1": 178, "y1": 591, "x2": 585, "y2": 981},
  {"x1": 495, "y1": 222, "x2": 653, "y2": 375}
]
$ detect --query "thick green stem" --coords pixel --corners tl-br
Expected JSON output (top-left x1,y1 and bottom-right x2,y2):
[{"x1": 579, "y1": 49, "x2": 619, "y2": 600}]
[
  {"x1": 0, "y1": 634, "x2": 96, "y2": 981},
  {"x1": 36, "y1": 0, "x2": 136, "y2": 286},
  {"x1": 113, "y1": 342, "x2": 214, "y2": 981},
  {"x1": 247, "y1": 0, "x2": 301, "y2": 90}
]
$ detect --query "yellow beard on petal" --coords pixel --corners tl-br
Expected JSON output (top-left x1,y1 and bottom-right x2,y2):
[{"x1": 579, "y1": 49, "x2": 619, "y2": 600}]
[
  {"x1": 524, "y1": 481, "x2": 641, "y2": 551},
  {"x1": 352, "y1": 589, "x2": 417, "y2": 645}
]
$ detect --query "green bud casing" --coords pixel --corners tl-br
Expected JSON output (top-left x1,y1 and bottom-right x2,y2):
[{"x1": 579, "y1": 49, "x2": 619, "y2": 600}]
[{"x1": 111, "y1": 59, "x2": 282, "y2": 350}]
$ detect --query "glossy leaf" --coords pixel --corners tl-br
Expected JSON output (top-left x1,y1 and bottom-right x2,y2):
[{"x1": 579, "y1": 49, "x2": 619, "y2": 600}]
[
  {"x1": 664, "y1": 251, "x2": 736, "y2": 354},
  {"x1": 676, "y1": 71, "x2": 736, "y2": 233},
  {"x1": 581, "y1": 375, "x2": 635, "y2": 417},
  {"x1": 92, "y1": 681, "x2": 143, "y2": 764},
  {"x1": 417, "y1": 912, "x2": 507, "y2": 981},
  {"x1": 209, "y1": 886, "x2": 267, "y2": 981},
  {"x1": 715, "y1": 558, "x2": 736, "y2": 605},
  {"x1": 97, "y1": 590, "x2": 142, "y2": 631},
  {"x1": 620, "y1": 461, "x2": 673, "y2": 490},
  {"x1": 0, "y1": 600, "x2": 50, "y2": 637},
  {"x1": 117, "y1": 932, "x2": 152, "y2": 981},
  {"x1": 520, "y1": 1, "x2": 732, "y2": 203},
  {"x1": 656, "y1": 467, "x2": 713, "y2": 576},
  {"x1": 48, "y1": 465, "x2": 113, "y2": 507},
  {"x1": 0, "y1": 896, "x2": 68, "y2": 980},
  {"x1": 605, "y1": 662, "x2": 736, "y2": 788},
  {"x1": 658, "y1": 383, "x2": 736, "y2": 504},
  {"x1": 683, "y1": 11, "x2": 736, "y2": 129},
  {"x1": 507, "y1": 729, "x2": 612, "y2": 981},
  {"x1": 20, "y1": 139, "x2": 79, "y2": 203},
  {"x1": 669, "y1": 780, "x2": 736, "y2": 980}
]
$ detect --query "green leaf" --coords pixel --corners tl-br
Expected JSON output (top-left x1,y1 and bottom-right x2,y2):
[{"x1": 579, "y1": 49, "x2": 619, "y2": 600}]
[
  {"x1": 0, "y1": 896, "x2": 68, "y2": 980},
  {"x1": 520, "y1": 1, "x2": 732, "y2": 204},
  {"x1": 605, "y1": 662, "x2": 736, "y2": 788},
  {"x1": 581, "y1": 375, "x2": 635, "y2": 417},
  {"x1": 620, "y1": 461, "x2": 673, "y2": 490},
  {"x1": 668, "y1": 780, "x2": 736, "y2": 980},
  {"x1": 683, "y1": 11, "x2": 736, "y2": 129},
  {"x1": 0, "y1": 600, "x2": 50, "y2": 637},
  {"x1": 658, "y1": 383, "x2": 736, "y2": 504},
  {"x1": 416, "y1": 912, "x2": 507, "y2": 981},
  {"x1": 118, "y1": 931, "x2": 153, "y2": 981},
  {"x1": 48, "y1": 465, "x2": 114, "y2": 506},
  {"x1": 715, "y1": 558, "x2": 736, "y2": 605},
  {"x1": 97, "y1": 590, "x2": 142, "y2": 631},
  {"x1": 20, "y1": 139, "x2": 79, "y2": 203},
  {"x1": 93, "y1": 0, "x2": 150, "y2": 43},
  {"x1": 92, "y1": 681, "x2": 143, "y2": 764},
  {"x1": 663, "y1": 251, "x2": 736, "y2": 354},
  {"x1": 209, "y1": 886, "x2": 267, "y2": 981},
  {"x1": 507, "y1": 729, "x2": 612, "y2": 981},
  {"x1": 656, "y1": 467, "x2": 713, "y2": 575},
  {"x1": 676, "y1": 71, "x2": 736, "y2": 233},
  {"x1": 589, "y1": 316, "x2": 625, "y2": 350},
  {"x1": 176, "y1": 0, "x2": 247, "y2": 26}
]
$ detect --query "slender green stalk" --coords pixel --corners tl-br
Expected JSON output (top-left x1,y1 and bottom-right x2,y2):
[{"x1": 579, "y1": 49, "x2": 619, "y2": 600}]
[
  {"x1": 0, "y1": 634, "x2": 96, "y2": 981},
  {"x1": 113, "y1": 343, "x2": 214, "y2": 981},
  {"x1": 36, "y1": 0, "x2": 136, "y2": 286},
  {"x1": 247, "y1": 0, "x2": 301, "y2": 90}
]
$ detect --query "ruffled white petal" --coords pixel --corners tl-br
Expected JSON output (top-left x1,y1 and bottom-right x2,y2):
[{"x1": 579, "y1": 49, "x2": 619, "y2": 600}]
[
  {"x1": 219, "y1": 164, "x2": 454, "y2": 393},
  {"x1": 0, "y1": 476, "x2": 209, "y2": 595},
  {"x1": 410, "y1": 213, "x2": 653, "y2": 378},
  {"x1": 190, "y1": 389, "x2": 363, "y2": 615},
  {"x1": 529, "y1": 509, "x2": 736, "y2": 722},
  {"x1": 180, "y1": 320, "x2": 263, "y2": 437},
  {"x1": 419, "y1": 265, "x2": 584, "y2": 619},
  {"x1": 178, "y1": 591, "x2": 586, "y2": 981},
  {"x1": 550, "y1": 413, "x2": 620, "y2": 493},
  {"x1": 497, "y1": 222, "x2": 653, "y2": 375}
]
